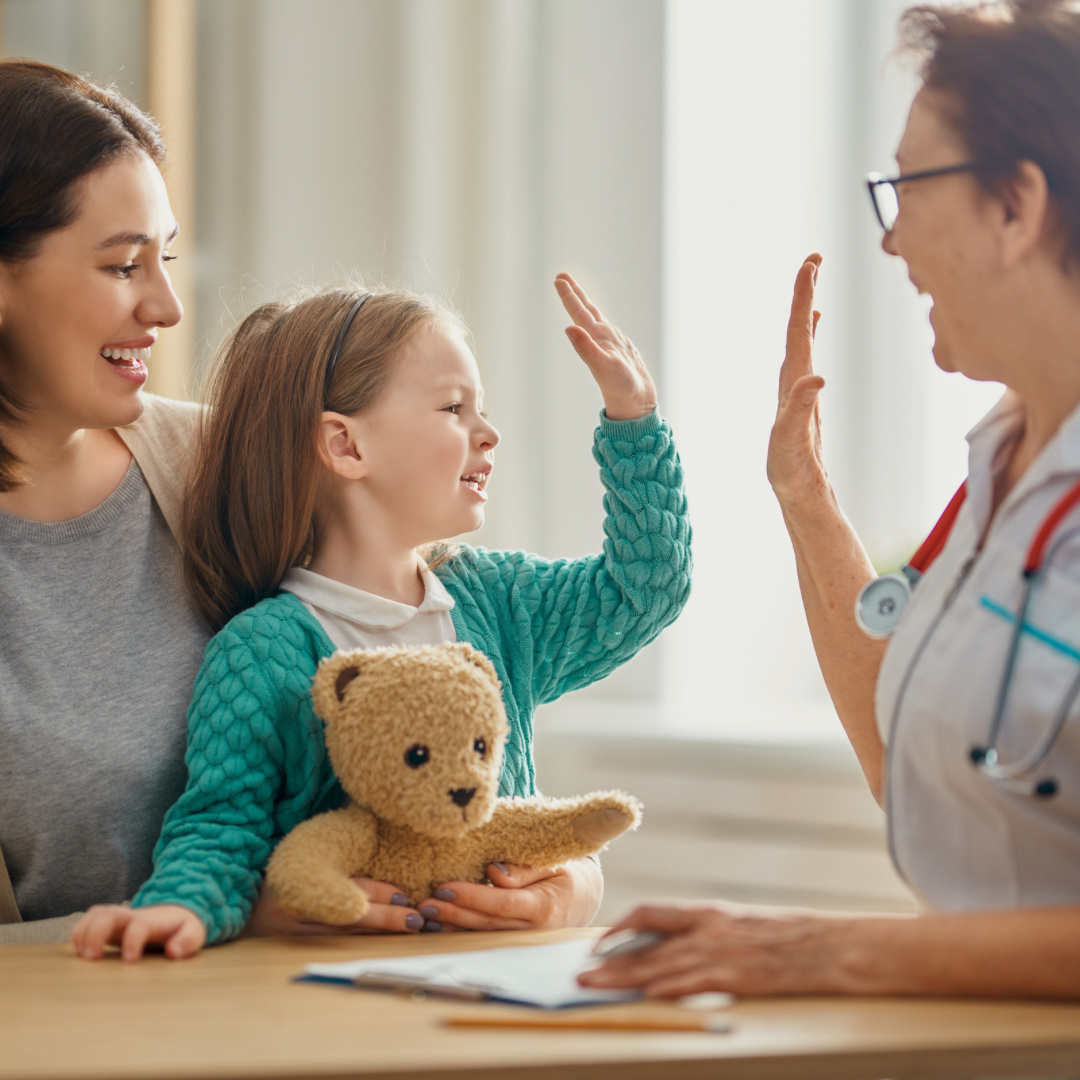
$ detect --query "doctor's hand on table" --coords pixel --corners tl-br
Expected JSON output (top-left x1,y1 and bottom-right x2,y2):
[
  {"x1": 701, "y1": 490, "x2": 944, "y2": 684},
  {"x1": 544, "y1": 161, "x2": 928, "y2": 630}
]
[
  {"x1": 579, "y1": 901, "x2": 1080, "y2": 999},
  {"x1": 579, "y1": 903, "x2": 883, "y2": 998}
]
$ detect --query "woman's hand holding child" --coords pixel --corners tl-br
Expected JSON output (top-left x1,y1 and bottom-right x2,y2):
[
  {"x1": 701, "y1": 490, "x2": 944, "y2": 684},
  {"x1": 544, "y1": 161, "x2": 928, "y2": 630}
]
[
  {"x1": 415, "y1": 858, "x2": 604, "y2": 932},
  {"x1": 241, "y1": 876, "x2": 427, "y2": 936}
]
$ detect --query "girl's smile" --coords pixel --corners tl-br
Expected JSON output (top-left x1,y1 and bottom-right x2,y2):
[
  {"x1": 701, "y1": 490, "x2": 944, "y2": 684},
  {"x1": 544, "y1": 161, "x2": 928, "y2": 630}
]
[{"x1": 460, "y1": 464, "x2": 492, "y2": 501}]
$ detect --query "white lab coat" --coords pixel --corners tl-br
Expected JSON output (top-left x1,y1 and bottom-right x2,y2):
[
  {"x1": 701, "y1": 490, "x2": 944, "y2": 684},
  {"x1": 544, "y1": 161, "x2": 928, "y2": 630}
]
[{"x1": 876, "y1": 391, "x2": 1080, "y2": 911}]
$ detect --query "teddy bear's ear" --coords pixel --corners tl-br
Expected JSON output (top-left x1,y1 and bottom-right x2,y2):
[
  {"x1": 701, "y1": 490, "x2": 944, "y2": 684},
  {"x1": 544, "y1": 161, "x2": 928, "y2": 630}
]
[
  {"x1": 335, "y1": 666, "x2": 361, "y2": 701},
  {"x1": 443, "y1": 642, "x2": 501, "y2": 689},
  {"x1": 312, "y1": 651, "x2": 370, "y2": 722}
]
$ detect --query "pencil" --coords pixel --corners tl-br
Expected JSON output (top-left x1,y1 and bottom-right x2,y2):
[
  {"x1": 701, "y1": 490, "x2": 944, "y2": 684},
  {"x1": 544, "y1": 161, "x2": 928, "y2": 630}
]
[{"x1": 443, "y1": 1014, "x2": 732, "y2": 1033}]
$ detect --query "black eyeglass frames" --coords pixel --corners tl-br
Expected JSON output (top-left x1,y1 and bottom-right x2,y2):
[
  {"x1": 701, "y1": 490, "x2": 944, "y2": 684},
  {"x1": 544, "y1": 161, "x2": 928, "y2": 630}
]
[{"x1": 866, "y1": 162, "x2": 978, "y2": 232}]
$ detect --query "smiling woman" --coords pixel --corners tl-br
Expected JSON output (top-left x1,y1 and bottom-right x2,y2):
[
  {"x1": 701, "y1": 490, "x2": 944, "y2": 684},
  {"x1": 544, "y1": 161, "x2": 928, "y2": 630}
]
[{"x1": 0, "y1": 60, "x2": 209, "y2": 941}]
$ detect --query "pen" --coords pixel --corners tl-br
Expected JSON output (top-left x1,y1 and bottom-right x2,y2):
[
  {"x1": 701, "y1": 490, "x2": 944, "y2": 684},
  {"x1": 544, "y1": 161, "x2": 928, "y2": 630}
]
[
  {"x1": 591, "y1": 929, "x2": 667, "y2": 959},
  {"x1": 443, "y1": 1013, "x2": 732, "y2": 1033}
]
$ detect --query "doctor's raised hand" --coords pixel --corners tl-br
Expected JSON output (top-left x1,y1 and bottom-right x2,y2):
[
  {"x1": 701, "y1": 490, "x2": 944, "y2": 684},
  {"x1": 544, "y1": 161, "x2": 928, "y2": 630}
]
[
  {"x1": 767, "y1": 254, "x2": 888, "y2": 796},
  {"x1": 766, "y1": 253, "x2": 826, "y2": 510}
]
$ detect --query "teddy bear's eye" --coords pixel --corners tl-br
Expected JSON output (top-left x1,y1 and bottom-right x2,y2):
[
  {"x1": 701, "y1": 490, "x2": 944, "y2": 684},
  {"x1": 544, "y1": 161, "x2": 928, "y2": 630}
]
[
  {"x1": 473, "y1": 737, "x2": 487, "y2": 758},
  {"x1": 404, "y1": 744, "x2": 430, "y2": 769}
]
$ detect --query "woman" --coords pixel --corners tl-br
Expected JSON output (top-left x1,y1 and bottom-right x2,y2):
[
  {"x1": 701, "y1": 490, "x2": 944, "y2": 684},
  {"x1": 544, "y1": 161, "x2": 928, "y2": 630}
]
[
  {"x1": 582, "y1": 0, "x2": 1080, "y2": 998},
  {"x1": 0, "y1": 60, "x2": 204, "y2": 943}
]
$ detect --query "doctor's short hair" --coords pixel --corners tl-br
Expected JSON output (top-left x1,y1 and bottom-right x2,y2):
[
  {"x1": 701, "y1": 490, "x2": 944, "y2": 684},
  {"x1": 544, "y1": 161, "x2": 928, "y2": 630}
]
[
  {"x1": 181, "y1": 284, "x2": 466, "y2": 633},
  {"x1": 899, "y1": 0, "x2": 1080, "y2": 267}
]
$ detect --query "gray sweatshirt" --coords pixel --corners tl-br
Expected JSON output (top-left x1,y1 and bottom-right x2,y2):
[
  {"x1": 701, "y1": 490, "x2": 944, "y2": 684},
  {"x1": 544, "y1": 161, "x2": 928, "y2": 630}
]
[{"x1": 0, "y1": 461, "x2": 208, "y2": 924}]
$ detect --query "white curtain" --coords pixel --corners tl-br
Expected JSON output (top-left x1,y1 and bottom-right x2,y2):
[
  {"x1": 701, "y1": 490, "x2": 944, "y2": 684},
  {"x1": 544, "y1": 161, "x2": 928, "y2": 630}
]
[{"x1": 2, "y1": 0, "x2": 1003, "y2": 739}]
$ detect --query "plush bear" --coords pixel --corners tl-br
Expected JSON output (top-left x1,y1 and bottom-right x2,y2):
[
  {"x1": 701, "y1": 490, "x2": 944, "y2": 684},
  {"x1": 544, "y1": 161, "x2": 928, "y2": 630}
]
[{"x1": 266, "y1": 642, "x2": 642, "y2": 924}]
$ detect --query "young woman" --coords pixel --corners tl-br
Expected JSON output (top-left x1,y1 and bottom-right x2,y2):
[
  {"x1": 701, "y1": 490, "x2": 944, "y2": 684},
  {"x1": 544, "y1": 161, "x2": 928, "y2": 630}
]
[
  {"x1": 584, "y1": 0, "x2": 1080, "y2": 1000},
  {"x1": 72, "y1": 275, "x2": 692, "y2": 960},
  {"x1": 0, "y1": 60, "x2": 204, "y2": 943}
]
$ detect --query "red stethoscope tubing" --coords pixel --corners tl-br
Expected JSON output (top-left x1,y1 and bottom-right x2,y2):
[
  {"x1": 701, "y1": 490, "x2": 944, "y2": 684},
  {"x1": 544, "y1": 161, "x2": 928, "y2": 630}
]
[
  {"x1": 1026, "y1": 478, "x2": 1080, "y2": 574},
  {"x1": 907, "y1": 482, "x2": 967, "y2": 575},
  {"x1": 885, "y1": 472, "x2": 1080, "y2": 803},
  {"x1": 911, "y1": 475, "x2": 1080, "y2": 578}
]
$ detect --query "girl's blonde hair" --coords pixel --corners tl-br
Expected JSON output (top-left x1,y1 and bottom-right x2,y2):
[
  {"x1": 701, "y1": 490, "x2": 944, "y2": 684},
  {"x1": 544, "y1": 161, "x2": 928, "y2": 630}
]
[{"x1": 182, "y1": 285, "x2": 461, "y2": 632}]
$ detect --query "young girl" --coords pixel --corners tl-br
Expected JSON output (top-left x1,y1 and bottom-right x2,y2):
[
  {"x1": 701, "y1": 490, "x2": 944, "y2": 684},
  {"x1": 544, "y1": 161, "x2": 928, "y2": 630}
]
[{"x1": 72, "y1": 274, "x2": 691, "y2": 960}]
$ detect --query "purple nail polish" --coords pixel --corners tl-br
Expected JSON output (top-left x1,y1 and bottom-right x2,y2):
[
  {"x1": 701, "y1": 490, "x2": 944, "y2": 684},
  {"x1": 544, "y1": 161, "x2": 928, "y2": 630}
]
[
  {"x1": 492, "y1": 863, "x2": 509, "y2": 876},
  {"x1": 434, "y1": 888, "x2": 456, "y2": 901},
  {"x1": 390, "y1": 893, "x2": 409, "y2": 906},
  {"x1": 404, "y1": 914, "x2": 424, "y2": 930},
  {"x1": 420, "y1": 905, "x2": 440, "y2": 919},
  {"x1": 422, "y1": 920, "x2": 443, "y2": 933}
]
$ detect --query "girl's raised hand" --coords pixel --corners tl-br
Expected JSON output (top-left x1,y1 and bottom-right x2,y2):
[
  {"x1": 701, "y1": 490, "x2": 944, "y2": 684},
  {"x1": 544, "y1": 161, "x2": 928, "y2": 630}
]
[
  {"x1": 556, "y1": 273, "x2": 657, "y2": 422},
  {"x1": 72, "y1": 903, "x2": 206, "y2": 961}
]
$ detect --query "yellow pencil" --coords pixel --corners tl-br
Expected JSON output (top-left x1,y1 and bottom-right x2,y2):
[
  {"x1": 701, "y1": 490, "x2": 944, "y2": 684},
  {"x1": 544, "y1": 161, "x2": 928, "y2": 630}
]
[{"x1": 443, "y1": 1013, "x2": 732, "y2": 1033}]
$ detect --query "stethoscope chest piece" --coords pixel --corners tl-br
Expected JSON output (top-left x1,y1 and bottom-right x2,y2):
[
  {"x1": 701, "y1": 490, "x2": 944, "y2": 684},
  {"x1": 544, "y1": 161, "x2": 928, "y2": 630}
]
[{"x1": 855, "y1": 572, "x2": 914, "y2": 638}]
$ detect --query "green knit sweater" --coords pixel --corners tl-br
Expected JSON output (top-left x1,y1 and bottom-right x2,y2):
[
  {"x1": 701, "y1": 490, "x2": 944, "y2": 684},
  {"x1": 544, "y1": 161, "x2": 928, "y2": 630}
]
[{"x1": 133, "y1": 411, "x2": 690, "y2": 943}]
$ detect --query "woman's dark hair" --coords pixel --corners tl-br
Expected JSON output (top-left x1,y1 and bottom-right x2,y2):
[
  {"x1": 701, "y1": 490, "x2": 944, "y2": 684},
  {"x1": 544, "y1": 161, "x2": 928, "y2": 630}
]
[
  {"x1": 0, "y1": 60, "x2": 165, "y2": 489},
  {"x1": 899, "y1": 0, "x2": 1080, "y2": 266}
]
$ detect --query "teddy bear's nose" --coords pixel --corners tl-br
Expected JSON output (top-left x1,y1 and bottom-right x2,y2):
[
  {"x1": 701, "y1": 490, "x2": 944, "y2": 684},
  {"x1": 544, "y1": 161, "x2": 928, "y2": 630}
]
[{"x1": 449, "y1": 787, "x2": 476, "y2": 808}]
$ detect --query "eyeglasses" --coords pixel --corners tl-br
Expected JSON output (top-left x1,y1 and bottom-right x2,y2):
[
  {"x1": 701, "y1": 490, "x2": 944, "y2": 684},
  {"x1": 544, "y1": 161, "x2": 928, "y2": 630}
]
[{"x1": 866, "y1": 162, "x2": 978, "y2": 232}]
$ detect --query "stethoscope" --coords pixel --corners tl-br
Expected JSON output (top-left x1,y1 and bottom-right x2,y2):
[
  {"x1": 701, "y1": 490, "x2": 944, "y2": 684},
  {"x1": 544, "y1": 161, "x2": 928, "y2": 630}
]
[{"x1": 857, "y1": 476, "x2": 1080, "y2": 799}]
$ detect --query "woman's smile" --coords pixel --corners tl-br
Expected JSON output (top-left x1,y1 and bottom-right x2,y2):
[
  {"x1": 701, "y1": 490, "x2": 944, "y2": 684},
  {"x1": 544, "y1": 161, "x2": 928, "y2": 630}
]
[{"x1": 100, "y1": 334, "x2": 156, "y2": 384}]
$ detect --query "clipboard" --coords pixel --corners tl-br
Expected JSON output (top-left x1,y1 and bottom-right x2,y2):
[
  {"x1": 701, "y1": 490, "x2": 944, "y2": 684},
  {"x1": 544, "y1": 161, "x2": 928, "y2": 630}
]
[{"x1": 298, "y1": 939, "x2": 642, "y2": 1009}]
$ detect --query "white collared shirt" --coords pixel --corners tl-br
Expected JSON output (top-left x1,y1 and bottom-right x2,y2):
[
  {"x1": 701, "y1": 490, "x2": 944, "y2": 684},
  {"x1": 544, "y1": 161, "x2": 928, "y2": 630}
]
[
  {"x1": 876, "y1": 390, "x2": 1080, "y2": 912},
  {"x1": 279, "y1": 566, "x2": 457, "y2": 652}
]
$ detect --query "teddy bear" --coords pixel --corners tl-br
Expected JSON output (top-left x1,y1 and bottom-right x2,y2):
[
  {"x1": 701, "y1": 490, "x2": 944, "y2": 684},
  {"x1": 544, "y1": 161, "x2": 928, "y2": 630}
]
[{"x1": 265, "y1": 642, "x2": 642, "y2": 924}]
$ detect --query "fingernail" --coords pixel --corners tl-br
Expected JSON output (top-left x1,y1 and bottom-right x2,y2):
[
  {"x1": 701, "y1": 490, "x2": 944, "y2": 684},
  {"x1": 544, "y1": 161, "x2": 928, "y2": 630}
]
[
  {"x1": 405, "y1": 914, "x2": 424, "y2": 930},
  {"x1": 434, "y1": 888, "x2": 456, "y2": 901},
  {"x1": 422, "y1": 920, "x2": 443, "y2": 933},
  {"x1": 492, "y1": 863, "x2": 509, "y2": 876},
  {"x1": 420, "y1": 906, "x2": 440, "y2": 919},
  {"x1": 390, "y1": 893, "x2": 409, "y2": 906}
]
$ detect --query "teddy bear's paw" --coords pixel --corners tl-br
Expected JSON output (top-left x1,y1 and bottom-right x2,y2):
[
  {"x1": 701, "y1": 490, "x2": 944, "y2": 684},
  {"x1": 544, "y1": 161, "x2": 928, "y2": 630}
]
[
  {"x1": 275, "y1": 882, "x2": 371, "y2": 926},
  {"x1": 572, "y1": 807, "x2": 637, "y2": 846}
]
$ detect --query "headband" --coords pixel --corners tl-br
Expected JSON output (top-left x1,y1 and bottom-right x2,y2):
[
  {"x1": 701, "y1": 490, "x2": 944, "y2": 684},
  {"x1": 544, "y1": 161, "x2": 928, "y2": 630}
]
[{"x1": 324, "y1": 292, "x2": 374, "y2": 401}]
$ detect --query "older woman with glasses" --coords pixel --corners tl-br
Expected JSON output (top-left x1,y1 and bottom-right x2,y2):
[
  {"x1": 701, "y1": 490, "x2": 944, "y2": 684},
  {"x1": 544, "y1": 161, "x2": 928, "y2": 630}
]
[{"x1": 582, "y1": 0, "x2": 1080, "y2": 999}]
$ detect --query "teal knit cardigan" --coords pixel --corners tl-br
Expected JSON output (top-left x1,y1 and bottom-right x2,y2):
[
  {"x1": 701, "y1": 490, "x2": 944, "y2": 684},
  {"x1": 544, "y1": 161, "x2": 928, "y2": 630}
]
[{"x1": 133, "y1": 411, "x2": 691, "y2": 942}]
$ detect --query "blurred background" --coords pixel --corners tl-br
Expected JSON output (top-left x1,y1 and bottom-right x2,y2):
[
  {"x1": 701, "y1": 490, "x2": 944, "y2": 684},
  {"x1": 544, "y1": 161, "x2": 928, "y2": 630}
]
[{"x1": 0, "y1": 0, "x2": 1005, "y2": 918}]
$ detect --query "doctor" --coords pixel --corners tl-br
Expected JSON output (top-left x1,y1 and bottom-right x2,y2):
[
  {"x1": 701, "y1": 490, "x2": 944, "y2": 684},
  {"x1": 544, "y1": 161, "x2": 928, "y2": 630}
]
[{"x1": 582, "y1": 0, "x2": 1080, "y2": 998}]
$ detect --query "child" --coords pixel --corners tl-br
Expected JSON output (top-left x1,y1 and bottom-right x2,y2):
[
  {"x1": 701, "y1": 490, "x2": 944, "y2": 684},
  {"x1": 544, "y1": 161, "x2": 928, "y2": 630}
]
[{"x1": 72, "y1": 274, "x2": 691, "y2": 960}]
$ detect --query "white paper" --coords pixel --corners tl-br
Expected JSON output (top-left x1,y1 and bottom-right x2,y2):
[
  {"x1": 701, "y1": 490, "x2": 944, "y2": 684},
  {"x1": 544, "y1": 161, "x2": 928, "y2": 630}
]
[{"x1": 303, "y1": 938, "x2": 641, "y2": 1009}]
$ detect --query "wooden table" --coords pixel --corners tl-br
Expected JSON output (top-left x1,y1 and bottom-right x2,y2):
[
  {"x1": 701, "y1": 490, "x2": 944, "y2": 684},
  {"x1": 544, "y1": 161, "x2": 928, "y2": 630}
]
[{"x1": 4, "y1": 927, "x2": 1080, "y2": 1080}]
